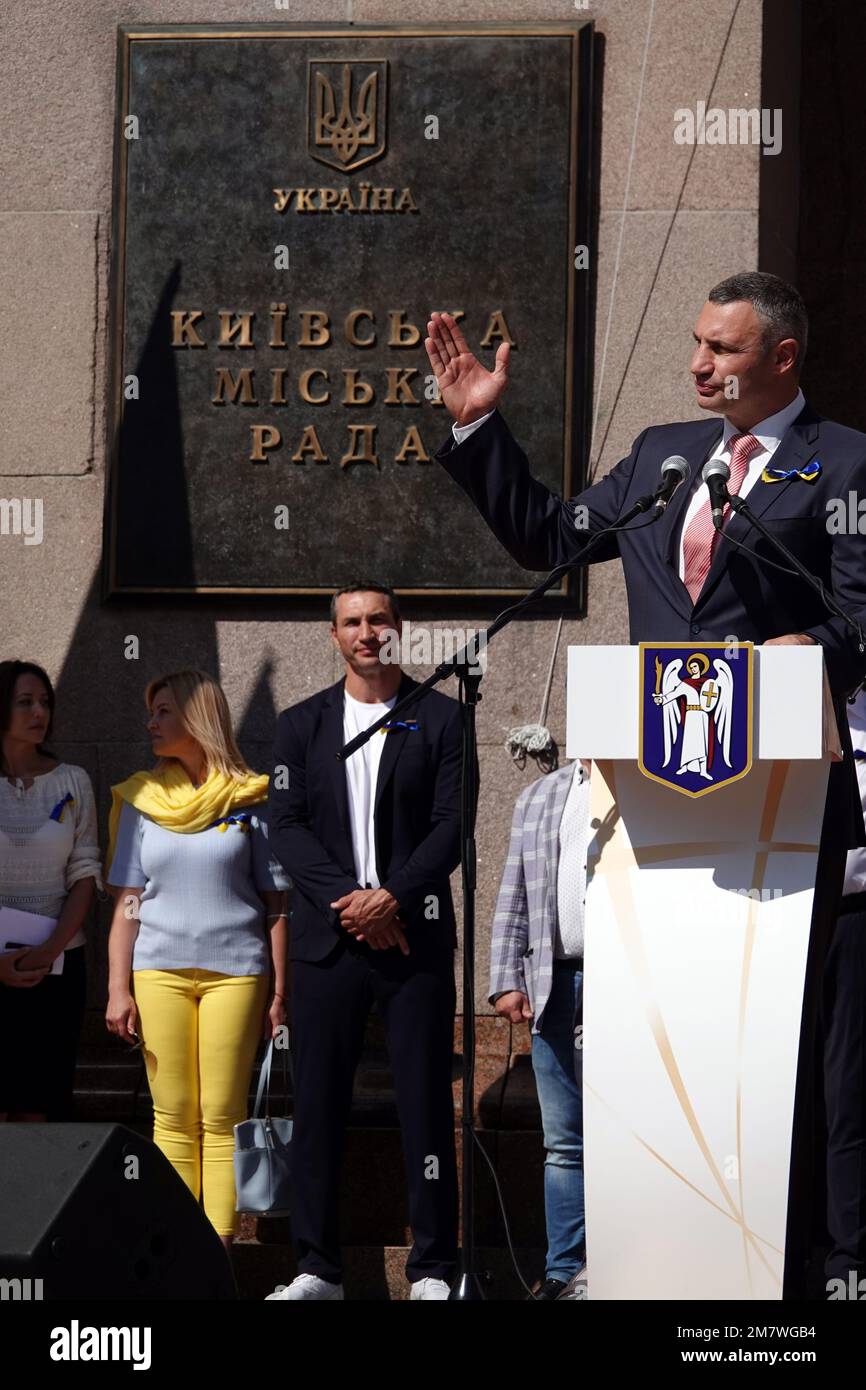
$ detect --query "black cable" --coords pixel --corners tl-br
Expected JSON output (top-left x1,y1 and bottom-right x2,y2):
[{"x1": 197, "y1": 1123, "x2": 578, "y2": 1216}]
[
  {"x1": 716, "y1": 518, "x2": 866, "y2": 674},
  {"x1": 614, "y1": 511, "x2": 671, "y2": 534},
  {"x1": 714, "y1": 525, "x2": 801, "y2": 578},
  {"x1": 467, "y1": 1123, "x2": 542, "y2": 1295},
  {"x1": 721, "y1": 498, "x2": 866, "y2": 659},
  {"x1": 470, "y1": 1126, "x2": 539, "y2": 1299}
]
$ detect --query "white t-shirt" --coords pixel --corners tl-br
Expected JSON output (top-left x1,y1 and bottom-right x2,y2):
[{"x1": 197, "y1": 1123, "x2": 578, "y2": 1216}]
[
  {"x1": 555, "y1": 762, "x2": 589, "y2": 959},
  {"x1": 343, "y1": 690, "x2": 398, "y2": 889},
  {"x1": 844, "y1": 690, "x2": 866, "y2": 897}
]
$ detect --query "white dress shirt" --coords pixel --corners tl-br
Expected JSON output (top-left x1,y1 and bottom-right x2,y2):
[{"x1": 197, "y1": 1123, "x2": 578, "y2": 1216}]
[
  {"x1": 342, "y1": 690, "x2": 397, "y2": 889},
  {"x1": 451, "y1": 389, "x2": 807, "y2": 581},
  {"x1": 673, "y1": 389, "x2": 806, "y2": 578},
  {"x1": 555, "y1": 762, "x2": 589, "y2": 959}
]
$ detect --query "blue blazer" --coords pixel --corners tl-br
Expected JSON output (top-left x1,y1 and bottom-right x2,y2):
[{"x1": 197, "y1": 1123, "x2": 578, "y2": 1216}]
[
  {"x1": 436, "y1": 404, "x2": 866, "y2": 847},
  {"x1": 268, "y1": 673, "x2": 463, "y2": 961}
]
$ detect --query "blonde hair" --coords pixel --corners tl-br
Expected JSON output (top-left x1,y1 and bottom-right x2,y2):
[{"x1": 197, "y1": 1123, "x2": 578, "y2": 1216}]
[{"x1": 145, "y1": 669, "x2": 254, "y2": 781}]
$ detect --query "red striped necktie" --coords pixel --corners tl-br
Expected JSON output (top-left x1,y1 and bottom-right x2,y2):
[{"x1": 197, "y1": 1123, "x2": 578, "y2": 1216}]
[{"x1": 682, "y1": 431, "x2": 762, "y2": 603}]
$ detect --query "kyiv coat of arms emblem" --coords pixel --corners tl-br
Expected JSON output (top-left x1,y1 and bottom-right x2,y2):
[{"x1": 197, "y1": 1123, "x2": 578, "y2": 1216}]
[{"x1": 638, "y1": 641, "x2": 754, "y2": 798}]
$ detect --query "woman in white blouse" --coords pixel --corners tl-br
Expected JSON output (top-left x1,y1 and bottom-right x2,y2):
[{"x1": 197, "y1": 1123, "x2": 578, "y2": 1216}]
[{"x1": 0, "y1": 661, "x2": 102, "y2": 1121}]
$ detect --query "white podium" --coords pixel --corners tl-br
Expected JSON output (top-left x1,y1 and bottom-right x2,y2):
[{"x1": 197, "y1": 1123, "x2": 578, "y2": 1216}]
[{"x1": 566, "y1": 644, "x2": 838, "y2": 1301}]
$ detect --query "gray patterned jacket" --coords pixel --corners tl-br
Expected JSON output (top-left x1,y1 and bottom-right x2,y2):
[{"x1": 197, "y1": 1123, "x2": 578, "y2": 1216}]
[{"x1": 489, "y1": 761, "x2": 586, "y2": 1034}]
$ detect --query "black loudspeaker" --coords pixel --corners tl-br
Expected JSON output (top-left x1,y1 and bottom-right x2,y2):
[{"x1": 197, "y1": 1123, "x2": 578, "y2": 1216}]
[{"x1": 0, "y1": 1124, "x2": 237, "y2": 1299}]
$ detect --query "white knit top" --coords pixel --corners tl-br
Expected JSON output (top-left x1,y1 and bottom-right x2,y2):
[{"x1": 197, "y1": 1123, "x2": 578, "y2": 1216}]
[
  {"x1": 106, "y1": 800, "x2": 289, "y2": 975},
  {"x1": 0, "y1": 763, "x2": 103, "y2": 949}
]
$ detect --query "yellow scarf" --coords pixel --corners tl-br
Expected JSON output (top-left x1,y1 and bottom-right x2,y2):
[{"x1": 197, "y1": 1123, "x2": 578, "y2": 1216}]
[{"x1": 107, "y1": 762, "x2": 270, "y2": 871}]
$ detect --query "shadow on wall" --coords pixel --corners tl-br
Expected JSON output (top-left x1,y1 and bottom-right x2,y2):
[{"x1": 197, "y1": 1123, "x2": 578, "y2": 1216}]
[
  {"x1": 112, "y1": 260, "x2": 193, "y2": 589},
  {"x1": 47, "y1": 262, "x2": 286, "y2": 1006}
]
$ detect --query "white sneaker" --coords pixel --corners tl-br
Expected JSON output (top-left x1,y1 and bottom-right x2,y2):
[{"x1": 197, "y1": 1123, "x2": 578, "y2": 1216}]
[
  {"x1": 557, "y1": 1264, "x2": 588, "y2": 1300},
  {"x1": 409, "y1": 1277, "x2": 451, "y2": 1300},
  {"x1": 265, "y1": 1274, "x2": 344, "y2": 1300}
]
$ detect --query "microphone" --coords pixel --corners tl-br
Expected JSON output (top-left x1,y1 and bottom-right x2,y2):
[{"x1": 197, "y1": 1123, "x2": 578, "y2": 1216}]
[
  {"x1": 652, "y1": 455, "x2": 690, "y2": 510},
  {"x1": 702, "y1": 458, "x2": 731, "y2": 530}
]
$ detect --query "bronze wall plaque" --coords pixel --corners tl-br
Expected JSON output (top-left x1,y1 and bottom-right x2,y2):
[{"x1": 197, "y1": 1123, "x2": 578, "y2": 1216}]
[{"x1": 104, "y1": 24, "x2": 594, "y2": 599}]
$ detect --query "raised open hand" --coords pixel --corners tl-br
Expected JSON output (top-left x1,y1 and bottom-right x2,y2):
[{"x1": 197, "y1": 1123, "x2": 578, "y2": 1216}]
[{"x1": 424, "y1": 311, "x2": 510, "y2": 427}]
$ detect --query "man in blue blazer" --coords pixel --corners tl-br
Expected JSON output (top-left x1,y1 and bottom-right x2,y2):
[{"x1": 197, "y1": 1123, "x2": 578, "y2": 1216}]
[
  {"x1": 426, "y1": 271, "x2": 866, "y2": 1297},
  {"x1": 267, "y1": 583, "x2": 462, "y2": 1300}
]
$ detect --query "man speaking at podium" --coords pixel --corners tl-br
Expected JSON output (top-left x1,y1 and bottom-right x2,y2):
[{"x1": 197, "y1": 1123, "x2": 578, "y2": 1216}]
[{"x1": 426, "y1": 271, "x2": 866, "y2": 1297}]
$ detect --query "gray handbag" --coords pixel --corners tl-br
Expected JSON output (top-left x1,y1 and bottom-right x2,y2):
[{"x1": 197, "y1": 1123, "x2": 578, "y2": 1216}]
[{"x1": 233, "y1": 1038, "x2": 293, "y2": 1216}]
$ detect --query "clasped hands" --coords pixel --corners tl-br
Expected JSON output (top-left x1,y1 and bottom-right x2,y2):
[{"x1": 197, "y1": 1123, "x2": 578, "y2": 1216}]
[
  {"x1": 330, "y1": 887, "x2": 409, "y2": 955},
  {"x1": 0, "y1": 946, "x2": 52, "y2": 988}
]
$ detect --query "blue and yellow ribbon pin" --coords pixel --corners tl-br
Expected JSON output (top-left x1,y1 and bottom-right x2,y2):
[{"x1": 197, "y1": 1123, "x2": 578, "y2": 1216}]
[
  {"x1": 212, "y1": 812, "x2": 253, "y2": 833},
  {"x1": 380, "y1": 719, "x2": 420, "y2": 733},
  {"x1": 761, "y1": 458, "x2": 822, "y2": 484},
  {"x1": 49, "y1": 792, "x2": 74, "y2": 822}
]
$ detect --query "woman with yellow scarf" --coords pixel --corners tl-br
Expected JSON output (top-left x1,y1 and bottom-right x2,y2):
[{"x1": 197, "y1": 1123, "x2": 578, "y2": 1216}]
[{"x1": 105, "y1": 670, "x2": 289, "y2": 1252}]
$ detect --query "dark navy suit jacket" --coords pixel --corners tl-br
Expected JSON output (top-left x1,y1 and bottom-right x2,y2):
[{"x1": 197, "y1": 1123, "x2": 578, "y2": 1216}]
[
  {"x1": 436, "y1": 403, "x2": 866, "y2": 846},
  {"x1": 268, "y1": 673, "x2": 463, "y2": 961}
]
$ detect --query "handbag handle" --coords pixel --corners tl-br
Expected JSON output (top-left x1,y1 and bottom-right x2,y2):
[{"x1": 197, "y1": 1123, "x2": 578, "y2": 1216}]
[{"x1": 253, "y1": 1036, "x2": 294, "y2": 1119}]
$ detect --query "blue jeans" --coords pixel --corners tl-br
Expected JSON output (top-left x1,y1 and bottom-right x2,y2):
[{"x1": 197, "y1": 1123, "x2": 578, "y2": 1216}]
[{"x1": 531, "y1": 958, "x2": 585, "y2": 1282}]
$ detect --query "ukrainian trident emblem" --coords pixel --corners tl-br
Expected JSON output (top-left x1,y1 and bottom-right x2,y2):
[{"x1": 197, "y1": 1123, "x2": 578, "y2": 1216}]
[
  {"x1": 307, "y1": 60, "x2": 388, "y2": 173},
  {"x1": 638, "y1": 642, "x2": 753, "y2": 797}
]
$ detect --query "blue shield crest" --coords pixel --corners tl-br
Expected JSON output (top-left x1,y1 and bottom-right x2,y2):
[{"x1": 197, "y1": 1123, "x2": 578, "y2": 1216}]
[{"x1": 638, "y1": 641, "x2": 753, "y2": 797}]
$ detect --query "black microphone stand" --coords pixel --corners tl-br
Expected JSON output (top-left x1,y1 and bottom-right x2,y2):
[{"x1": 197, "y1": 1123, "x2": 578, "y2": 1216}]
[
  {"x1": 336, "y1": 486, "x2": 666, "y2": 1300},
  {"x1": 724, "y1": 492, "x2": 866, "y2": 679}
]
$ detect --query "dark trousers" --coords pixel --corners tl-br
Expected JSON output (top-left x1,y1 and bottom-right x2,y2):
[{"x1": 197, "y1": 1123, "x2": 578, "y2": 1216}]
[
  {"x1": 290, "y1": 938, "x2": 458, "y2": 1285},
  {"x1": 823, "y1": 893, "x2": 866, "y2": 1281},
  {"x1": 0, "y1": 944, "x2": 86, "y2": 1118},
  {"x1": 782, "y1": 808, "x2": 848, "y2": 1298}
]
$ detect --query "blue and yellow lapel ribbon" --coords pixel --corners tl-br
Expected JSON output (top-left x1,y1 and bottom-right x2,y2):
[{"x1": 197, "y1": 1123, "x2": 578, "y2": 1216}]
[
  {"x1": 209, "y1": 811, "x2": 253, "y2": 833},
  {"x1": 761, "y1": 458, "x2": 822, "y2": 484}
]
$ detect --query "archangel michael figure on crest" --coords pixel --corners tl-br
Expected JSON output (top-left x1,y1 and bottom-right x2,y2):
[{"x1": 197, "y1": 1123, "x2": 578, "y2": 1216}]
[{"x1": 651, "y1": 652, "x2": 734, "y2": 782}]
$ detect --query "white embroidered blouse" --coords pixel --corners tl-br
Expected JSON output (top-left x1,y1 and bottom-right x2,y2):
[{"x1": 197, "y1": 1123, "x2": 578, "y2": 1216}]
[{"x1": 0, "y1": 763, "x2": 103, "y2": 948}]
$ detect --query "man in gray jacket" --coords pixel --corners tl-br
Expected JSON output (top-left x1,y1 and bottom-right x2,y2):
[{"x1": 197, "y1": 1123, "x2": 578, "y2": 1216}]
[{"x1": 490, "y1": 759, "x2": 591, "y2": 1301}]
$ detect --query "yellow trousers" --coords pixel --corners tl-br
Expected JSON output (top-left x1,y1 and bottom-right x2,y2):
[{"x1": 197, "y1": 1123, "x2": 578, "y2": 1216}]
[{"x1": 132, "y1": 968, "x2": 269, "y2": 1236}]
